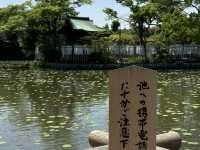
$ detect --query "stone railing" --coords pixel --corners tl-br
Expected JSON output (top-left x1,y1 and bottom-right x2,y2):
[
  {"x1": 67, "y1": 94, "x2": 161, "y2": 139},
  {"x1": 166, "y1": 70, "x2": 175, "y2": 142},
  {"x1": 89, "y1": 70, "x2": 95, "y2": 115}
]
[{"x1": 87, "y1": 130, "x2": 181, "y2": 150}]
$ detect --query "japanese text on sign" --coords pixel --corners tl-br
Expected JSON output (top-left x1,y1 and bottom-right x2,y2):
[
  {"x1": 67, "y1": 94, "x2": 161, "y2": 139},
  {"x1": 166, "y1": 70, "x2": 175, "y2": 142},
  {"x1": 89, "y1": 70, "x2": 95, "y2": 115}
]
[
  {"x1": 136, "y1": 81, "x2": 150, "y2": 150},
  {"x1": 118, "y1": 81, "x2": 131, "y2": 149}
]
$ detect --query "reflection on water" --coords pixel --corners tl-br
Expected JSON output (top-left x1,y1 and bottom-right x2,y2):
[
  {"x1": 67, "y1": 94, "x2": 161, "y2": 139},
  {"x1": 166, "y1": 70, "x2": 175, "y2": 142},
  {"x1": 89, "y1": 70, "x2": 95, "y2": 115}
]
[
  {"x1": 0, "y1": 70, "x2": 109, "y2": 150},
  {"x1": 157, "y1": 70, "x2": 200, "y2": 150},
  {"x1": 0, "y1": 69, "x2": 199, "y2": 149}
]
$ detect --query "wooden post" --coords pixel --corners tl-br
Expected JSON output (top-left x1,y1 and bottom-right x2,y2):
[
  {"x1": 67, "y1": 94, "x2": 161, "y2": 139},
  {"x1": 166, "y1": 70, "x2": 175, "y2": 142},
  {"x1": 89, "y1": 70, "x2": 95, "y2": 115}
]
[{"x1": 109, "y1": 66, "x2": 156, "y2": 150}]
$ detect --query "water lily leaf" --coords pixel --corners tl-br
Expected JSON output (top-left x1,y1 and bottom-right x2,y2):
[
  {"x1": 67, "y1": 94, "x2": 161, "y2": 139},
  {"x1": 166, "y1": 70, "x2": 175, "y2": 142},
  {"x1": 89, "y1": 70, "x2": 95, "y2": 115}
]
[
  {"x1": 46, "y1": 121, "x2": 54, "y2": 124},
  {"x1": 49, "y1": 129, "x2": 55, "y2": 132},
  {"x1": 59, "y1": 122, "x2": 66, "y2": 126},
  {"x1": 25, "y1": 118, "x2": 32, "y2": 122},
  {"x1": 62, "y1": 144, "x2": 72, "y2": 148},
  {"x1": 42, "y1": 132, "x2": 50, "y2": 137},
  {"x1": 190, "y1": 129, "x2": 197, "y2": 131},
  {"x1": 182, "y1": 140, "x2": 187, "y2": 143},
  {"x1": 181, "y1": 129, "x2": 187, "y2": 132},
  {"x1": 0, "y1": 140, "x2": 6, "y2": 145},
  {"x1": 14, "y1": 111, "x2": 20, "y2": 114},
  {"x1": 41, "y1": 111, "x2": 45, "y2": 115},
  {"x1": 50, "y1": 126, "x2": 60, "y2": 129},
  {"x1": 182, "y1": 132, "x2": 192, "y2": 136},
  {"x1": 57, "y1": 115, "x2": 64, "y2": 118},
  {"x1": 187, "y1": 141, "x2": 198, "y2": 145},
  {"x1": 49, "y1": 116, "x2": 55, "y2": 119},
  {"x1": 171, "y1": 128, "x2": 181, "y2": 131},
  {"x1": 192, "y1": 105, "x2": 199, "y2": 109},
  {"x1": 65, "y1": 116, "x2": 69, "y2": 120}
]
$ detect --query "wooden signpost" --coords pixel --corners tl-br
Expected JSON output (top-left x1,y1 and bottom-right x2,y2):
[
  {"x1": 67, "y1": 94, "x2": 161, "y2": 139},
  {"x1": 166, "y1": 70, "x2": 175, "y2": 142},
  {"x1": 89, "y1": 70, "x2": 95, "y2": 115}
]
[{"x1": 109, "y1": 66, "x2": 156, "y2": 150}]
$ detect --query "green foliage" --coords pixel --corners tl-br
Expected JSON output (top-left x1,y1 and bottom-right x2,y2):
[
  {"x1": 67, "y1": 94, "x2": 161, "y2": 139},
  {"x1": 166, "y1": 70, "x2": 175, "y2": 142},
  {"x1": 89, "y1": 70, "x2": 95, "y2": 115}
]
[
  {"x1": 103, "y1": 8, "x2": 118, "y2": 20},
  {"x1": 1, "y1": 0, "x2": 200, "y2": 63},
  {"x1": 104, "y1": 0, "x2": 200, "y2": 62},
  {"x1": 109, "y1": 33, "x2": 137, "y2": 44},
  {"x1": 127, "y1": 55, "x2": 144, "y2": 63},
  {"x1": 0, "y1": 0, "x2": 92, "y2": 62},
  {"x1": 188, "y1": 13, "x2": 200, "y2": 43},
  {"x1": 90, "y1": 36, "x2": 116, "y2": 64},
  {"x1": 104, "y1": 1, "x2": 161, "y2": 62},
  {"x1": 154, "y1": 9, "x2": 192, "y2": 45},
  {"x1": 0, "y1": 3, "x2": 28, "y2": 39},
  {"x1": 103, "y1": 24, "x2": 109, "y2": 31},
  {"x1": 111, "y1": 20, "x2": 120, "y2": 32},
  {"x1": 90, "y1": 51, "x2": 116, "y2": 64},
  {"x1": 152, "y1": 47, "x2": 171, "y2": 63}
]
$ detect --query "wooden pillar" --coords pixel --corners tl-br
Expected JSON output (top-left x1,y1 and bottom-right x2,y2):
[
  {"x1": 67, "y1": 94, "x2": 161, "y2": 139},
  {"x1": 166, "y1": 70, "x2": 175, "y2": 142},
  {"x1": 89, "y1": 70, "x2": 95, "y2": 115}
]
[{"x1": 109, "y1": 66, "x2": 156, "y2": 150}]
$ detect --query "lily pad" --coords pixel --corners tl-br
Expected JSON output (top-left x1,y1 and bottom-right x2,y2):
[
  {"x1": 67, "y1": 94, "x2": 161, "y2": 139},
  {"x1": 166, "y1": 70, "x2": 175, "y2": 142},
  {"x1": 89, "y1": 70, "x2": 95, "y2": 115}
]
[
  {"x1": 49, "y1": 116, "x2": 55, "y2": 119},
  {"x1": 0, "y1": 140, "x2": 6, "y2": 145},
  {"x1": 187, "y1": 141, "x2": 198, "y2": 145},
  {"x1": 62, "y1": 144, "x2": 72, "y2": 148},
  {"x1": 46, "y1": 121, "x2": 54, "y2": 124},
  {"x1": 182, "y1": 132, "x2": 192, "y2": 136},
  {"x1": 42, "y1": 132, "x2": 50, "y2": 137},
  {"x1": 25, "y1": 118, "x2": 32, "y2": 122}
]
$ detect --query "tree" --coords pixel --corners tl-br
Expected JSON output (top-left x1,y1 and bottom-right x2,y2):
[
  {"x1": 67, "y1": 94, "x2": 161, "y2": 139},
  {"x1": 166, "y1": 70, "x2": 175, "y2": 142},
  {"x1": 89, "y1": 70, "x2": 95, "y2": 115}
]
[
  {"x1": 0, "y1": 3, "x2": 29, "y2": 42},
  {"x1": 103, "y1": 23, "x2": 109, "y2": 31},
  {"x1": 111, "y1": 20, "x2": 120, "y2": 32},
  {"x1": 0, "y1": 2, "x2": 32, "y2": 59},
  {"x1": 109, "y1": 32, "x2": 137, "y2": 44},
  {"x1": 26, "y1": 0, "x2": 92, "y2": 62},
  {"x1": 104, "y1": 1, "x2": 160, "y2": 62},
  {"x1": 156, "y1": 9, "x2": 192, "y2": 45},
  {"x1": 0, "y1": 0, "x2": 92, "y2": 61}
]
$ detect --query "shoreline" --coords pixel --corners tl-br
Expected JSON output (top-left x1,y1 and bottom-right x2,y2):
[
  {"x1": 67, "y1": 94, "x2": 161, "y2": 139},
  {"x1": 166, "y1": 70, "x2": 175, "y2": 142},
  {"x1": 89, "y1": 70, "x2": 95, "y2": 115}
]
[
  {"x1": 0, "y1": 61, "x2": 200, "y2": 70},
  {"x1": 43, "y1": 62, "x2": 200, "y2": 70}
]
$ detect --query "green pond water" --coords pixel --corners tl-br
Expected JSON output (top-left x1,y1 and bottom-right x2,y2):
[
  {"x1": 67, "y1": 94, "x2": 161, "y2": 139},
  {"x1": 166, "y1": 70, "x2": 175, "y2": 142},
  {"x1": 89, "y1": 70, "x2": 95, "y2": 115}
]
[{"x1": 0, "y1": 69, "x2": 199, "y2": 150}]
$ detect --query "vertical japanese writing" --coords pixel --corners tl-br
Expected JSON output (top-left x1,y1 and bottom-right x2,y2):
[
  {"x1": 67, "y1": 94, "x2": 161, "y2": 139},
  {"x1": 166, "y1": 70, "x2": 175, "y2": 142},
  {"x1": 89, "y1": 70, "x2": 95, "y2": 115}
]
[
  {"x1": 136, "y1": 81, "x2": 149, "y2": 150},
  {"x1": 118, "y1": 81, "x2": 130, "y2": 149}
]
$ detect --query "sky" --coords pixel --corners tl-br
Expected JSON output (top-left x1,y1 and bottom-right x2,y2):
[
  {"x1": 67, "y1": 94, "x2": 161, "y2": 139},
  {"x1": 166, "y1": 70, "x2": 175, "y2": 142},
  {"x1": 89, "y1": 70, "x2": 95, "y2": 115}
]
[
  {"x1": 76, "y1": 0, "x2": 130, "y2": 28},
  {"x1": 0, "y1": 0, "x2": 130, "y2": 28}
]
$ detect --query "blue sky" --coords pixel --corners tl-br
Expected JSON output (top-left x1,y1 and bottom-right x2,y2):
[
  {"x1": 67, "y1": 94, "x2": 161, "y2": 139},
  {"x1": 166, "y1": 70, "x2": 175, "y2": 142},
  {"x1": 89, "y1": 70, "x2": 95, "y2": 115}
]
[
  {"x1": 76, "y1": 0, "x2": 130, "y2": 28},
  {"x1": 0, "y1": 0, "x2": 130, "y2": 28}
]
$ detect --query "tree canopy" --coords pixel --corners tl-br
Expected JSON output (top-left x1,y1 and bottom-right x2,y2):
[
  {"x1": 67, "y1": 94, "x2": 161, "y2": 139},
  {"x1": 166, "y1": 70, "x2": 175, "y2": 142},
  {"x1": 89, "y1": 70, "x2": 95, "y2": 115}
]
[
  {"x1": 0, "y1": 0, "x2": 92, "y2": 61},
  {"x1": 0, "y1": 0, "x2": 200, "y2": 62},
  {"x1": 104, "y1": 0, "x2": 200, "y2": 61}
]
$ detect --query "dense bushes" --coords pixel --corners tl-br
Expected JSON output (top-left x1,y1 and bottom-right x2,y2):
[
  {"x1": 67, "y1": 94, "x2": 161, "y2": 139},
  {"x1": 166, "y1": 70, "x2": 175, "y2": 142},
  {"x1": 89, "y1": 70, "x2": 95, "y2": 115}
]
[{"x1": 0, "y1": 41, "x2": 24, "y2": 60}]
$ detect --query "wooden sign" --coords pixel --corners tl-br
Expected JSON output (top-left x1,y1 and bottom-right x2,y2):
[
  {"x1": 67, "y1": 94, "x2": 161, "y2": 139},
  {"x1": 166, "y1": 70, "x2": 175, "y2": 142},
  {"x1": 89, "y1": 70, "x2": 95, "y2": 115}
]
[{"x1": 109, "y1": 66, "x2": 156, "y2": 150}]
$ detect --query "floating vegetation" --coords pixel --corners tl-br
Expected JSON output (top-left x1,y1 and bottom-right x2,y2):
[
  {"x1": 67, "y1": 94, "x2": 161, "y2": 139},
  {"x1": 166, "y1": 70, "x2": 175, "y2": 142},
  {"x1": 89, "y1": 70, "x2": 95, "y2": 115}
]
[
  {"x1": 59, "y1": 122, "x2": 66, "y2": 126},
  {"x1": 0, "y1": 69, "x2": 200, "y2": 149},
  {"x1": 171, "y1": 128, "x2": 181, "y2": 131},
  {"x1": 187, "y1": 141, "x2": 199, "y2": 145},
  {"x1": 46, "y1": 121, "x2": 54, "y2": 124},
  {"x1": 49, "y1": 116, "x2": 56, "y2": 119},
  {"x1": 49, "y1": 126, "x2": 60, "y2": 129},
  {"x1": 190, "y1": 129, "x2": 197, "y2": 131},
  {"x1": 182, "y1": 132, "x2": 192, "y2": 136},
  {"x1": 0, "y1": 136, "x2": 6, "y2": 145},
  {"x1": 62, "y1": 144, "x2": 72, "y2": 148},
  {"x1": 0, "y1": 140, "x2": 6, "y2": 145},
  {"x1": 42, "y1": 132, "x2": 50, "y2": 138}
]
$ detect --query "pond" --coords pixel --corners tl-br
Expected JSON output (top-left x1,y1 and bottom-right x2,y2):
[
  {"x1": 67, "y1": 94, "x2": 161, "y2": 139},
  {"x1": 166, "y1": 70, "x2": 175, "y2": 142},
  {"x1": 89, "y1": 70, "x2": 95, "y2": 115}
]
[{"x1": 0, "y1": 69, "x2": 199, "y2": 150}]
